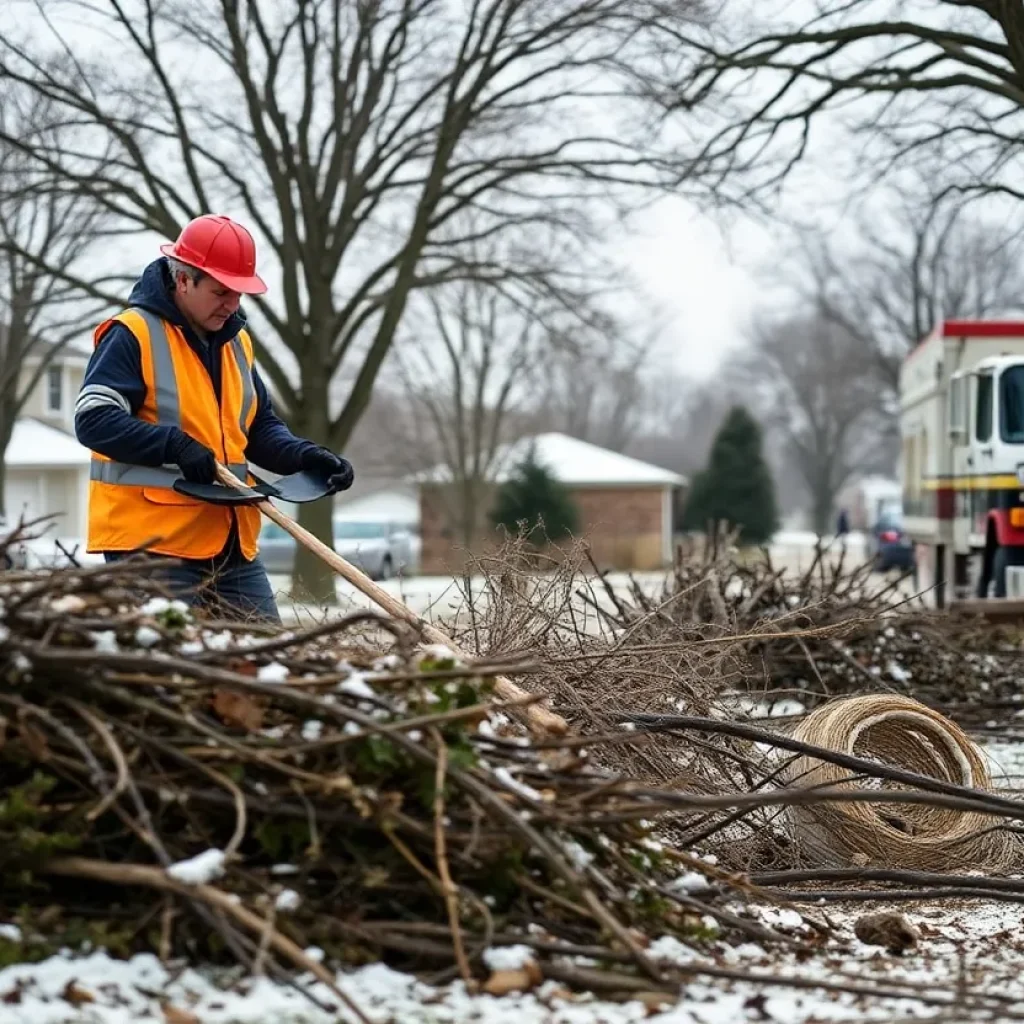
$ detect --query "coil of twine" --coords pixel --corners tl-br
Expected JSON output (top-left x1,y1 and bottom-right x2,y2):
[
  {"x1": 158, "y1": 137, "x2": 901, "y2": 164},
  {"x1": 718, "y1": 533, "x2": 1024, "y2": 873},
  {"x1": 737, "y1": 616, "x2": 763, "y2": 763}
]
[{"x1": 783, "y1": 694, "x2": 1020, "y2": 871}]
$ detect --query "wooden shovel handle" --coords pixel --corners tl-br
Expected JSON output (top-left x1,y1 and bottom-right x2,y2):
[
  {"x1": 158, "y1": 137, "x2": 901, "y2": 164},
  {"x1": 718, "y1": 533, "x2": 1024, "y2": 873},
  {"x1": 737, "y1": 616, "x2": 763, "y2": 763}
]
[{"x1": 217, "y1": 465, "x2": 568, "y2": 736}]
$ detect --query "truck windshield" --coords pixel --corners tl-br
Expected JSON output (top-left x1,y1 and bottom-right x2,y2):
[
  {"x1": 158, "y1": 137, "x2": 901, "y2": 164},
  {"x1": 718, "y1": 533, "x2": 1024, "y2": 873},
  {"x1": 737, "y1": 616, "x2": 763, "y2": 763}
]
[{"x1": 1001, "y1": 366, "x2": 1024, "y2": 443}]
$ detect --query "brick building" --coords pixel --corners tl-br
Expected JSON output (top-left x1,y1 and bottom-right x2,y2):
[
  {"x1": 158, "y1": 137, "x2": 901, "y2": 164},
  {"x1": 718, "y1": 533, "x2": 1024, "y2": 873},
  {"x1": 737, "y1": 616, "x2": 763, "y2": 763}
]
[{"x1": 417, "y1": 432, "x2": 686, "y2": 574}]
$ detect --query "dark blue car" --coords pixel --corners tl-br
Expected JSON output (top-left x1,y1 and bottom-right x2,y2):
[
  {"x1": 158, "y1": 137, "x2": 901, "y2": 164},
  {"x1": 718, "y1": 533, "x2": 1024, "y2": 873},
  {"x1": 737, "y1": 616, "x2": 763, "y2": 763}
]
[{"x1": 870, "y1": 510, "x2": 915, "y2": 572}]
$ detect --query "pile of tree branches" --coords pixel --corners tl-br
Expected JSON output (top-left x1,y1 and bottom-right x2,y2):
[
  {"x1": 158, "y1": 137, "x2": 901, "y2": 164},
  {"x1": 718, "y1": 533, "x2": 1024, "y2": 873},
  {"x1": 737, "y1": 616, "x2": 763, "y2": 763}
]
[
  {"x1": 0, "y1": 552, "x2": 847, "y2": 1008},
  {"x1": 578, "y1": 536, "x2": 1022, "y2": 719},
  {"x1": 5, "y1": 540, "x2": 1024, "y2": 1017}
]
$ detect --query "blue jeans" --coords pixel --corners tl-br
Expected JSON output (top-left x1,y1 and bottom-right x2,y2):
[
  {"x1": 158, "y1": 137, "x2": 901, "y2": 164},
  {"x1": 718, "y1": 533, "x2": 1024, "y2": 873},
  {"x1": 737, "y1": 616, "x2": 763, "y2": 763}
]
[{"x1": 105, "y1": 529, "x2": 281, "y2": 624}]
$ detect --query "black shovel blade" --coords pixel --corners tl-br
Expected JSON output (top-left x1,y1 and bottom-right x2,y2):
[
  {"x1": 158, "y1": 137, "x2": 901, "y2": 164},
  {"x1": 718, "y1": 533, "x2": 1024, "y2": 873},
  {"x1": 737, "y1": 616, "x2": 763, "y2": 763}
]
[
  {"x1": 250, "y1": 469, "x2": 334, "y2": 504},
  {"x1": 172, "y1": 479, "x2": 266, "y2": 505}
]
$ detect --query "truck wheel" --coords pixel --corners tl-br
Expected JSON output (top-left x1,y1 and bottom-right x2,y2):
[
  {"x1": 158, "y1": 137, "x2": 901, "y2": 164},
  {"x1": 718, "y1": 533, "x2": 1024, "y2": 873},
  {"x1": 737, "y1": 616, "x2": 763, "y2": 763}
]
[{"x1": 991, "y1": 546, "x2": 1008, "y2": 598}]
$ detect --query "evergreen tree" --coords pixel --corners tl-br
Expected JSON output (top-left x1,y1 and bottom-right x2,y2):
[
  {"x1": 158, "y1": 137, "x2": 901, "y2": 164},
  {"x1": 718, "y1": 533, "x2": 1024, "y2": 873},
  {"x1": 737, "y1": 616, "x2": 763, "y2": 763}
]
[
  {"x1": 490, "y1": 449, "x2": 580, "y2": 545},
  {"x1": 682, "y1": 406, "x2": 778, "y2": 545}
]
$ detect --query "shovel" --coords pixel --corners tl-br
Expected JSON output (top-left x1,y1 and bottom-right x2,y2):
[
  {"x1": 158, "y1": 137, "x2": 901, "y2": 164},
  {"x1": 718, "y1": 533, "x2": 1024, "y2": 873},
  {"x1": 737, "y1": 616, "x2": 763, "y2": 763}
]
[{"x1": 175, "y1": 465, "x2": 569, "y2": 736}]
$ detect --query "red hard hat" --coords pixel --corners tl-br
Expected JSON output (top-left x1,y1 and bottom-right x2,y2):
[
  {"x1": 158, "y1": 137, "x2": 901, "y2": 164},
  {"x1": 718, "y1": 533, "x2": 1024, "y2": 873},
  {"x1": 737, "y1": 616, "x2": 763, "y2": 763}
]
[{"x1": 160, "y1": 214, "x2": 267, "y2": 294}]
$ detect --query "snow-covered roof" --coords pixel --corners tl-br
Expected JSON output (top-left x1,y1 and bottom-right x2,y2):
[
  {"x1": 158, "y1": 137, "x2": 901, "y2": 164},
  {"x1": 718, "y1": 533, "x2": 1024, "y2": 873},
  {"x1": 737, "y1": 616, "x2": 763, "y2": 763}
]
[
  {"x1": 5, "y1": 418, "x2": 92, "y2": 468},
  {"x1": 418, "y1": 432, "x2": 686, "y2": 488}
]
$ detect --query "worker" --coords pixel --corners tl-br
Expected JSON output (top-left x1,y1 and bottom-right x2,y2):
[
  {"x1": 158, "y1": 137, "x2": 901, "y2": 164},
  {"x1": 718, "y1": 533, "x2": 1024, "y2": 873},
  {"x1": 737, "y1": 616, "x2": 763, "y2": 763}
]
[{"x1": 74, "y1": 214, "x2": 354, "y2": 623}]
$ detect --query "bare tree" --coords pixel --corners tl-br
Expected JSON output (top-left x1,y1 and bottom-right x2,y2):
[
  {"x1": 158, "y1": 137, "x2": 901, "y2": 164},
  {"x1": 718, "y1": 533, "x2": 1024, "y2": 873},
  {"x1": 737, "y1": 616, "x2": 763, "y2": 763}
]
[
  {"x1": 744, "y1": 308, "x2": 884, "y2": 535},
  {"x1": 394, "y1": 273, "x2": 586, "y2": 551},
  {"x1": 0, "y1": 0, "x2": 699, "y2": 598},
  {"x1": 664, "y1": 2, "x2": 1024, "y2": 204},
  {"x1": 528, "y1": 323, "x2": 668, "y2": 452},
  {"x1": 787, "y1": 184, "x2": 1024, "y2": 399},
  {"x1": 0, "y1": 88, "x2": 110, "y2": 517}
]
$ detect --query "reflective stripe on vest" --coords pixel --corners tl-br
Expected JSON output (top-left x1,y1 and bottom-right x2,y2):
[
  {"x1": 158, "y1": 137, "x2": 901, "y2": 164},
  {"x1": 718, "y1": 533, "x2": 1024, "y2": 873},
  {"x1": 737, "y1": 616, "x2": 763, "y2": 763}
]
[
  {"x1": 95, "y1": 306, "x2": 253, "y2": 489},
  {"x1": 134, "y1": 307, "x2": 181, "y2": 427},
  {"x1": 230, "y1": 335, "x2": 255, "y2": 436}
]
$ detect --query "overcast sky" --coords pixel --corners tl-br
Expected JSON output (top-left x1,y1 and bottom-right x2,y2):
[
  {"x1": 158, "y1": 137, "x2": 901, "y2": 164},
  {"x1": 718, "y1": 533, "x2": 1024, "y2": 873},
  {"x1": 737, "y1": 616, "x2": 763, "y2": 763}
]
[
  {"x1": 11, "y1": 0, "x2": 861, "y2": 386},
  {"x1": 616, "y1": 198, "x2": 776, "y2": 380}
]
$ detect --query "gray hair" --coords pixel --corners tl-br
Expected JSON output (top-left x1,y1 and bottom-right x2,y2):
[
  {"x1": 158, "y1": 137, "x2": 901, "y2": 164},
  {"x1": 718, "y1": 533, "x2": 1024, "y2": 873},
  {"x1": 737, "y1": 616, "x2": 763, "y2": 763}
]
[{"x1": 166, "y1": 256, "x2": 206, "y2": 285}]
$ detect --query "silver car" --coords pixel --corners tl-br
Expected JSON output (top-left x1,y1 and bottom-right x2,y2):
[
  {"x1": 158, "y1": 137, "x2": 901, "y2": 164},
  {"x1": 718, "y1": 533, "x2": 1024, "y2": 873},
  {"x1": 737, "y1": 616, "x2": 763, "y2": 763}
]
[{"x1": 258, "y1": 518, "x2": 415, "y2": 580}]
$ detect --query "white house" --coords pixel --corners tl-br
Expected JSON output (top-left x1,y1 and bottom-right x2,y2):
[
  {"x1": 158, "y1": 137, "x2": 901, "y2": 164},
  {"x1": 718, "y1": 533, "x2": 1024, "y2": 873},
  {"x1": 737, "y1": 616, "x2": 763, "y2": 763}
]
[{"x1": 5, "y1": 340, "x2": 93, "y2": 547}]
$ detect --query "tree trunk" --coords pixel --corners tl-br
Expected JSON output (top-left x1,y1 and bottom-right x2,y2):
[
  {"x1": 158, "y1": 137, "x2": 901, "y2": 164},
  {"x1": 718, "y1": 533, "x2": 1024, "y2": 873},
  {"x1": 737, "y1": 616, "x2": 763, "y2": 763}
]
[
  {"x1": 293, "y1": 497, "x2": 337, "y2": 603},
  {"x1": 811, "y1": 481, "x2": 833, "y2": 537},
  {"x1": 288, "y1": 373, "x2": 336, "y2": 604},
  {"x1": 0, "y1": 409, "x2": 14, "y2": 520}
]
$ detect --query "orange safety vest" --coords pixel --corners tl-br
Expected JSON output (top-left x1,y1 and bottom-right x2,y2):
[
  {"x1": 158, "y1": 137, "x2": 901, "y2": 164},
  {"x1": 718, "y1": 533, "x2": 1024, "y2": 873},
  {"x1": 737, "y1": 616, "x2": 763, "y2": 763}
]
[{"x1": 85, "y1": 306, "x2": 262, "y2": 560}]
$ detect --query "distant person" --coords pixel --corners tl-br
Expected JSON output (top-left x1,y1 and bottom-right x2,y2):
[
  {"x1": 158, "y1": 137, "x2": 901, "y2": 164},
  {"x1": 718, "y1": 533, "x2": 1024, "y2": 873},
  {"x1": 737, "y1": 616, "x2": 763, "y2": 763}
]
[
  {"x1": 74, "y1": 214, "x2": 354, "y2": 622},
  {"x1": 836, "y1": 508, "x2": 850, "y2": 552}
]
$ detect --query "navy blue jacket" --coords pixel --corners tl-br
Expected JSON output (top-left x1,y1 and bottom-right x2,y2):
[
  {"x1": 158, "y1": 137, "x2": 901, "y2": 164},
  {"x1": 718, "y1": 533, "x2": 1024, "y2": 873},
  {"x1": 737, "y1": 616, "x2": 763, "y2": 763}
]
[{"x1": 75, "y1": 258, "x2": 317, "y2": 474}]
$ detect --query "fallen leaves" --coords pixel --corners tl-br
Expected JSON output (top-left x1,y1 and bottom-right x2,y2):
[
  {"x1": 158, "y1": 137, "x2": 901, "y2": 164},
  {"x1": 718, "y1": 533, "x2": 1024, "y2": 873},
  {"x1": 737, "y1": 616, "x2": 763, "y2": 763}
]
[
  {"x1": 853, "y1": 912, "x2": 921, "y2": 954},
  {"x1": 161, "y1": 1002, "x2": 201, "y2": 1024},
  {"x1": 482, "y1": 957, "x2": 543, "y2": 996},
  {"x1": 61, "y1": 980, "x2": 95, "y2": 1005},
  {"x1": 211, "y1": 689, "x2": 264, "y2": 732}
]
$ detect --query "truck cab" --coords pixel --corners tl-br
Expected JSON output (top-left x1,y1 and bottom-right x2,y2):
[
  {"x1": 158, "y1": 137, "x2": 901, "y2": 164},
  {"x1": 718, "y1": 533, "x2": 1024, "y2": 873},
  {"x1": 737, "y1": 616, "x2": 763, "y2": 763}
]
[{"x1": 949, "y1": 354, "x2": 1024, "y2": 596}]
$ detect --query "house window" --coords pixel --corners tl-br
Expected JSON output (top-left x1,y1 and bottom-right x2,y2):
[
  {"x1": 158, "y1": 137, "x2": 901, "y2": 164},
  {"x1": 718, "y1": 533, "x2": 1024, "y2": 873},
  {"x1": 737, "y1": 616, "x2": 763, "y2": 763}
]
[{"x1": 45, "y1": 365, "x2": 63, "y2": 415}]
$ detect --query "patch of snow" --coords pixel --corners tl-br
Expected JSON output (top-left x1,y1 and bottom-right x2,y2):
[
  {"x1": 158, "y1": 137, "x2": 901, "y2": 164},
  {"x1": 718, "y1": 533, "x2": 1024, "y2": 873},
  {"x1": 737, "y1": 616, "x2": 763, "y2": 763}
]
[
  {"x1": 420, "y1": 643, "x2": 458, "y2": 663},
  {"x1": 203, "y1": 629, "x2": 233, "y2": 651},
  {"x1": 757, "y1": 907, "x2": 805, "y2": 930},
  {"x1": 257, "y1": 662, "x2": 290, "y2": 683},
  {"x1": 492, "y1": 766, "x2": 542, "y2": 802},
  {"x1": 338, "y1": 673, "x2": 375, "y2": 700},
  {"x1": 887, "y1": 661, "x2": 912, "y2": 683},
  {"x1": 134, "y1": 625, "x2": 161, "y2": 648},
  {"x1": 89, "y1": 630, "x2": 119, "y2": 653},
  {"x1": 667, "y1": 871, "x2": 712, "y2": 895},
  {"x1": 560, "y1": 838, "x2": 594, "y2": 872},
  {"x1": 301, "y1": 720, "x2": 324, "y2": 742},
  {"x1": 166, "y1": 849, "x2": 226, "y2": 886},
  {"x1": 482, "y1": 945, "x2": 536, "y2": 972},
  {"x1": 647, "y1": 935, "x2": 698, "y2": 965},
  {"x1": 275, "y1": 889, "x2": 302, "y2": 912}
]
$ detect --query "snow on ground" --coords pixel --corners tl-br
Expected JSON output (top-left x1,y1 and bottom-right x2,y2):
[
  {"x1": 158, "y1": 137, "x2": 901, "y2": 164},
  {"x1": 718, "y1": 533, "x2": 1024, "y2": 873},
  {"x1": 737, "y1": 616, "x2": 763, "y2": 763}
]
[
  {"x1": 0, "y1": 736, "x2": 1015, "y2": 1022},
  {"x1": 2, "y1": 895, "x2": 1024, "y2": 1023}
]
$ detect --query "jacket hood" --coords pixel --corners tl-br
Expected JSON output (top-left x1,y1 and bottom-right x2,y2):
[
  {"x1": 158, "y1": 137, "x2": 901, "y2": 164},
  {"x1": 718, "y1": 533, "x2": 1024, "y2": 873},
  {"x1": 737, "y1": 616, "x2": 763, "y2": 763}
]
[{"x1": 127, "y1": 258, "x2": 247, "y2": 346}]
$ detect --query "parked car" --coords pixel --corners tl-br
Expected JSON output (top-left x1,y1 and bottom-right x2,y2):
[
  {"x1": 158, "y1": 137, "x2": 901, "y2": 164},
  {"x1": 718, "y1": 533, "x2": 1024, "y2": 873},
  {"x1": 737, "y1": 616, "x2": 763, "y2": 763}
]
[
  {"x1": 258, "y1": 517, "x2": 416, "y2": 580},
  {"x1": 868, "y1": 509, "x2": 915, "y2": 572}
]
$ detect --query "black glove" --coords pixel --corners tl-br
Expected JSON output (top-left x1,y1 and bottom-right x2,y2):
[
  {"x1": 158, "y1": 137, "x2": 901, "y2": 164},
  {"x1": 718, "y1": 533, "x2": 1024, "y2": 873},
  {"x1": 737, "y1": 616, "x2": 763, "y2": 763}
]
[
  {"x1": 168, "y1": 429, "x2": 218, "y2": 485},
  {"x1": 301, "y1": 446, "x2": 354, "y2": 493}
]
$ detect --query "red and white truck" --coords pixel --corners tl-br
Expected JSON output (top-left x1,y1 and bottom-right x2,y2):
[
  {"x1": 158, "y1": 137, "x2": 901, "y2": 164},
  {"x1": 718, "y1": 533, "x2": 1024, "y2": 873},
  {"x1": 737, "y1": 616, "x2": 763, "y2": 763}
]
[{"x1": 900, "y1": 319, "x2": 1024, "y2": 609}]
